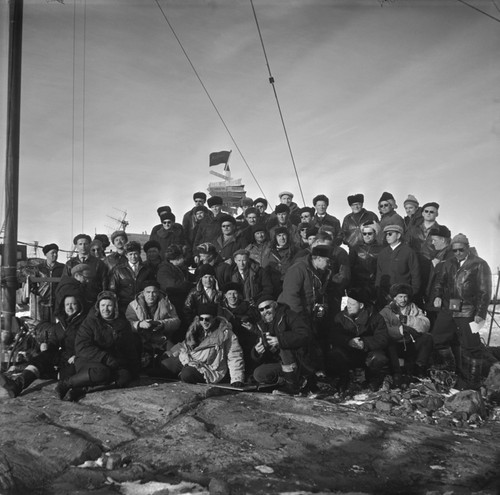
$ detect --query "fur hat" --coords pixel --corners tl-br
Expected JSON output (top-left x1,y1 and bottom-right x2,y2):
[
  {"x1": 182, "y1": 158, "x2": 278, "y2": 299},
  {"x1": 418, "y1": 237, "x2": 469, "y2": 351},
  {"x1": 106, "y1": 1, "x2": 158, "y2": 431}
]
[
  {"x1": 219, "y1": 213, "x2": 236, "y2": 225},
  {"x1": 193, "y1": 205, "x2": 209, "y2": 215},
  {"x1": 43, "y1": 243, "x2": 59, "y2": 255},
  {"x1": 94, "y1": 234, "x2": 110, "y2": 249},
  {"x1": 196, "y1": 243, "x2": 217, "y2": 256},
  {"x1": 361, "y1": 221, "x2": 381, "y2": 236},
  {"x1": 124, "y1": 241, "x2": 141, "y2": 254},
  {"x1": 156, "y1": 206, "x2": 171, "y2": 217},
  {"x1": 197, "y1": 264, "x2": 216, "y2": 278},
  {"x1": 275, "y1": 204, "x2": 290, "y2": 214},
  {"x1": 346, "y1": 287, "x2": 372, "y2": 306},
  {"x1": 222, "y1": 282, "x2": 243, "y2": 294},
  {"x1": 274, "y1": 226, "x2": 289, "y2": 237},
  {"x1": 311, "y1": 245, "x2": 332, "y2": 258},
  {"x1": 256, "y1": 293, "x2": 276, "y2": 306},
  {"x1": 244, "y1": 207, "x2": 257, "y2": 217},
  {"x1": 111, "y1": 230, "x2": 128, "y2": 244},
  {"x1": 252, "y1": 224, "x2": 266, "y2": 235},
  {"x1": 313, "y1": 194, "x2": 329, "y2": 206},
  {"x1": 305, "y1": 226, "x2": 319, "y2": 238},
  {"x1": 73, "y1": 233, "x2": 91, "y2": 245},
  {"x1": 193, "y1": 191, "x2": 207, "y2": 201},
  {"x1": 143, "y1": 240, "x2": 161, "y2": 253},
  {"x1": 207, "y1": 196, "x2": 223, "y2": 207},
  {"x1": 347, "y1": 193, "x2": 364, "y2": 205},
  {"x1": 165, "y1": 244, "x2": 183, "y2": 260},
  {"x1": 160, "y1": 211, "x2": 176, "y2": 223},
  {"x1": 197, "y1": 303, "x2": 218, "y2": 317},
  {"x1": 389, "y1": 283, "x2": 413, "y2": 299},
  {"x1": 403, "y1": 195, "x2": 419, "y2": 207},
  {"x1": 278, "y1": 191, "x2": 294, "y2": 199},
  {"x1": 451, "y1": 233, "x2": 469, "y2": 246},
  {"x1": 299, "y1": 206, "x2": 315, "y2": 216},
  {"x1": 429, "y1": 225, "x2": 451, "y2": 239},
  {"x1": 240, "y1": 197, "x2": 254, "y2": 207},
  {"x1": 140, "y1": 279, "x2": 161, "y2": 291},
  {"x1": 71, "y1": 263, "x2": 90, "y2": 276},
  {"x1": 253, "y1": 197, "x2": 268, "y2": 208}
]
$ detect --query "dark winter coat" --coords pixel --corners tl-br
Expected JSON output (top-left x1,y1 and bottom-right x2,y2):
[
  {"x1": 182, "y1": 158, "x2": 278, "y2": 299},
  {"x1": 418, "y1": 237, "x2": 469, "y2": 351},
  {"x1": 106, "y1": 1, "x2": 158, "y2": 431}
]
[
  {"x1": 64, "y1": 254, "x2": 108, "y2": 302},
  {"x1": 149, "y1": 223, "x2": 187, "y2": 257},
  {"x1": 341, "y1": 209, "x2": 379, "y2": 249},
  {"x1": 377, "y1": 210, "x2": 404, "y2": 245},
  {"x1": 311, "y1": 213, "x2": 343, "y2": 246},
  {"x1": 430, "y1": 253, "x2": 492, "y2": 319},
  {"x1": 156, "y1": 260, "x2": 194, "y2": 316},
  {"x1": 349, "y1": 242, "x2": 384, "y2": 288}
]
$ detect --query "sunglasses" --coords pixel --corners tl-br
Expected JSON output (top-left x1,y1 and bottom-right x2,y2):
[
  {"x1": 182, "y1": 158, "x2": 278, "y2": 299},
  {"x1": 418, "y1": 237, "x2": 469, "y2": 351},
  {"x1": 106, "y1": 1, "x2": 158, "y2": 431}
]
[
  {"x1": 162, "y1": 220, "x2": 172, "y2": 224},
  {"x1": 362, "y1": 232, "x2": 374, "y2": 236},
  {"x1": 199, "y1": 316, "x2": 213, "y2": 322},
  {"x1": 453, "y1": 248, "x2": 465, "y2": 253},
  {"x1": 385, "y1": 232, "x2": 397, "y2": 236},
  {"x1": 258, "y1": 304, "x2": 273, "y2": 312},
  {"x1": 379, "y1": 203, "x2": 390, "y2": 208},
  {"x1": 423, "y1": 209, "x2": 437, "y2": 214}
]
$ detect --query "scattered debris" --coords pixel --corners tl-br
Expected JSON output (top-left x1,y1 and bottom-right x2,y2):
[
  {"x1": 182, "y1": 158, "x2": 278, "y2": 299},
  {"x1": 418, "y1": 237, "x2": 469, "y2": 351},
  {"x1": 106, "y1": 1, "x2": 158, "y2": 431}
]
[{"x1": 255, "y1": 465, "x2": 274, "y2": 474}]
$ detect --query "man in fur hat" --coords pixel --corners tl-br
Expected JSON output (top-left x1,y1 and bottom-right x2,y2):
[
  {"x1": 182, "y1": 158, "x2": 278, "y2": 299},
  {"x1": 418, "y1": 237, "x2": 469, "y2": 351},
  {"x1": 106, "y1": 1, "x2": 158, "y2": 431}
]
[{"x1": 341, "y1": 193, "x2": 379, "y2": 250}]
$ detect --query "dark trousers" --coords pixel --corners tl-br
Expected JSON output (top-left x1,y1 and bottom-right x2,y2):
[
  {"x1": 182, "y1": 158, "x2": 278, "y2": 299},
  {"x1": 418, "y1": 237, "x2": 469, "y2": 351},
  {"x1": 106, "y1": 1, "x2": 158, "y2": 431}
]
[
  {"x1": 253, "y1": 349, "x2": 296, "y2": 384},
  {"x1": 328, "y1": 347, "x2": 388, "y2": 377},
  {"x1": 387, "y1": 333, "x2": 434, "y2": 373},
  {"x1": 160, "y1": 356, "x2": 206, "y2": 384}
]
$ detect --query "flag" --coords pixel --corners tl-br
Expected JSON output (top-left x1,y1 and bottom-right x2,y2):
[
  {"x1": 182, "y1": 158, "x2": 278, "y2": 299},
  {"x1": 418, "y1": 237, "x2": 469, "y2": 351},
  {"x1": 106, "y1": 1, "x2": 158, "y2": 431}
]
[{"x1": 209, "y1": 150, "x2": 231, "y2": 167}]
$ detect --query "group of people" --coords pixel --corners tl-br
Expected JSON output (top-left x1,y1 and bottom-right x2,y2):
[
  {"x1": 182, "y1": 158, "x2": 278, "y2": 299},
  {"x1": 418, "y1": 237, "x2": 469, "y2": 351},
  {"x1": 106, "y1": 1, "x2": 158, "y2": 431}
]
[{"x1": 0, "y1": 189, "x2": 493, "y2": 400}]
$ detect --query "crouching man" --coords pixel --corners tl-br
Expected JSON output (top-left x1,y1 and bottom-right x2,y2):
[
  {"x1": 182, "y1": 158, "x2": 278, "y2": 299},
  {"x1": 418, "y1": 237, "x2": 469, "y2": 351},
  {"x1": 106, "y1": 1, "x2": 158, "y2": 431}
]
[
  {"x1": 330, "y1": 288, "x2": 390, "y2": 391},
  {"x1": 158, "y1": 303, "x2": 245, "y2": 386},
  {"x1": 379, "y1": 283, "x2": 433, "y2": 381},
  {"x1": 252, "y1": 294, "x2": 316, "y2": 395}
]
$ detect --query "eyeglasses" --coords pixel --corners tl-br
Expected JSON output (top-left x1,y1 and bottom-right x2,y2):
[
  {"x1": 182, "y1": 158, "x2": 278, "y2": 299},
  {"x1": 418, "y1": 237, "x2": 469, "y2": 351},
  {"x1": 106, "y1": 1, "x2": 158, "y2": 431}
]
[
  {"x1": 423, "y1": 209, "x2": 437, "y2": 214},
  {"x1": 199, "y1": 316, "x2": 213, "y2": 322},
  {"x1": 258, "y1": 304, "x2": 273, "y2": 312},
  {"x1": 385, "y1": 232, "x2": 397, "y2": 236},
  {"x1": 453, "y1": 248, "x2": 465, "y2": 253},
  {"x1": 362, "y1": 232, "x2": 374, "y2": 236},
  {"x1": 379, "y1": 203, "x2": 390, "y2": 208}
]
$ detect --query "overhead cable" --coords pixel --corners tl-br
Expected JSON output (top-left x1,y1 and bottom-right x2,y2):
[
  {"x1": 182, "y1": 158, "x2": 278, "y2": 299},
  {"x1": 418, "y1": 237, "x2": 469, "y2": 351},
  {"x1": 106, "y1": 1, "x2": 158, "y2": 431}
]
[
  {"x1": 153, "y1": 0, "x2": 268, "y2": 202},
  {"x1": 250, "y1": 0, "x2": 306, "y2": 207},
  {"x1": 456, "y1": 0, "x2": 500, "y2": 22}
]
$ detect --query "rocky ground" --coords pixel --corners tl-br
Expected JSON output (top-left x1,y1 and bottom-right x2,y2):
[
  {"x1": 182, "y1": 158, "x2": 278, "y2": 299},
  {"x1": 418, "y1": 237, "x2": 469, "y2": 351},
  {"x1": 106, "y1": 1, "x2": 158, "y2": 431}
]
[{"x1": 2, "y1": 367, "x2": 500, "y2": 495}]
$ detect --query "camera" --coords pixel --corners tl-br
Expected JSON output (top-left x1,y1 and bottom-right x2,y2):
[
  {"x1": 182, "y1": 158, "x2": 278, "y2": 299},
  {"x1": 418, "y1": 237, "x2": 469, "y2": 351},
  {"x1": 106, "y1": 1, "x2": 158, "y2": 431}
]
[
  {"x1": 313, "y1": 303, "x2": 328, "y2": 319},
  {"x1": 399, "y1": 315, "x2": 408, "y2": 325}
]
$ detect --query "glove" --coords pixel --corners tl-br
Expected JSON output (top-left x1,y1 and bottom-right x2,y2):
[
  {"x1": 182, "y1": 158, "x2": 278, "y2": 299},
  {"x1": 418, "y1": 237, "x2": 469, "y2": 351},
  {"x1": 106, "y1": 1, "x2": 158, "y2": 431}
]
[
  {"x1": 104, "y1": 354, "x2": 120, "y2": 369},
  {"x1": 231, "y1": 382, "x2": 245, "y2": 388}
]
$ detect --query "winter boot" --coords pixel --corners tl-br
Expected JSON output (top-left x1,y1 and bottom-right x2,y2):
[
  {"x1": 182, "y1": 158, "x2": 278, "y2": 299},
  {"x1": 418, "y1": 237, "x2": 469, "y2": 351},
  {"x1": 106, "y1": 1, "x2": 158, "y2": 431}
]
[
  {"x1": 0, "y1": 368, "x2": 38, "y2": 398},
  {"x1": 56, "y1": 370, "x2": 91, "y2": 401},
  {"x1": 274, "y1": 363, "x2": 301, "y2": 396}
]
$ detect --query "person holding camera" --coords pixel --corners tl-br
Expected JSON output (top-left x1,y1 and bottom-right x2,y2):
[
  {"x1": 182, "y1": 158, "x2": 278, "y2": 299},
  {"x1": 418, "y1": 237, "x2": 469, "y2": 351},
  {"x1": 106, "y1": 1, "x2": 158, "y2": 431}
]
[
  {"x1": 125, "y1": 280, "x2": 181, "y2": 369},
  {"x1": 379, "y1": 283, "x2": 432, "y2": 384},
  {"x1": 251, "y1": 294, "x2": 316, "y2": 395}
]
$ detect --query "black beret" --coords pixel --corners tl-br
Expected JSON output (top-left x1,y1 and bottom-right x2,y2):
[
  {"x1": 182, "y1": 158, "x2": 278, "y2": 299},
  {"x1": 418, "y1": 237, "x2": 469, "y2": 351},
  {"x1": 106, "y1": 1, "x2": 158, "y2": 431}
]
[
  {"x1": 256, "y1": 293, "x2": 276, "y2": 306},
  {"x1": 348, "y1": 193, "x2": 364, "y2": 205},
  {"x1": 73, "y1": 233, "x2": 91, "y2": 245},
  {"x1": 43, "y1": 243, "x2": 59, "y2": 255},
  {"x1": 313, "y1": 194, "x2": 329, "y2": 206}
]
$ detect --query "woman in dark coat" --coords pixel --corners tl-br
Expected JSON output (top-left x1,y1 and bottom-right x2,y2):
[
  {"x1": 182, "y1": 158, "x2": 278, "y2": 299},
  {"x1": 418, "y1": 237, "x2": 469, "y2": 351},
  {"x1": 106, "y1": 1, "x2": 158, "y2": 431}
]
[{"x1": 55, "y1": 291, "x2": 139, "y2": 401}]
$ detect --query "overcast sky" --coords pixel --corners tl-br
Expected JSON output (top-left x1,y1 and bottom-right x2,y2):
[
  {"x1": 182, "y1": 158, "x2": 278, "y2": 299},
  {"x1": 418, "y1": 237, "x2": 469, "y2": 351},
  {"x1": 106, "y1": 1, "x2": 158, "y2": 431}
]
[{"x1": 0, "y1": 0, "x2": 499, "y2": 269}]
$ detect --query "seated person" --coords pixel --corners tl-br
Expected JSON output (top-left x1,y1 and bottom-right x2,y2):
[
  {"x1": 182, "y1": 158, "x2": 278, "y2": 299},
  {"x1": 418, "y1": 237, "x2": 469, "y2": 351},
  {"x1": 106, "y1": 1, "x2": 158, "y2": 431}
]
[
  {"x1": 218, "y1": 282, "x2": 260, "y2": 373},
  {"x1": 157, "y1": 303, "x2": 245, "y2": 386},
  {"x1": 125, "y1": 280, "x2": 181, "y2": 368},
  {"x1": 252, "y1": 294, "x2": 316, "y2": 395},
  {"x1": 56, "y1": 291, "x2": 139, "y2": 401},
  {"x1": 330, "y1": 287, "x2": 390, "y2": 391},
  {"x1": 379, "y1": 283, "x2": 433, "y2": 381},
  {"x1": 0, "y1": 292, "x2": 85, "y2": 399},
  {"x1": 183, "y1": 264, "x2": 223, "y2": 325}
]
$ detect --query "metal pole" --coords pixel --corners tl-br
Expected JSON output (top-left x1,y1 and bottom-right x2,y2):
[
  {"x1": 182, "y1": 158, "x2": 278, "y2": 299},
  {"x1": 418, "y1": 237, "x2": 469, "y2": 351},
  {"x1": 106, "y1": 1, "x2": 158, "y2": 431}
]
[
  {"x1": 1, "y1": 0, "x2": 23, "y2": 337},
  {"x1": 487, "y1": 268, "x2": 500, "y2": 346}
]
